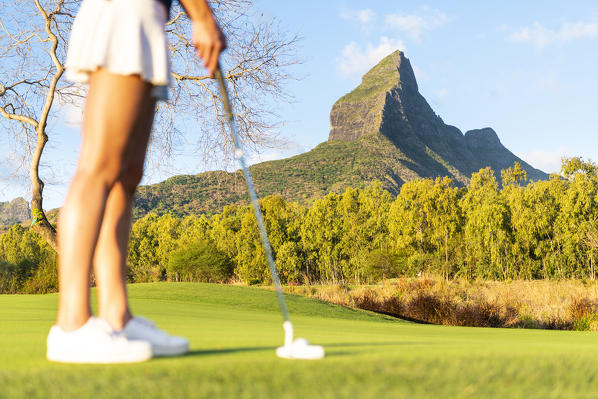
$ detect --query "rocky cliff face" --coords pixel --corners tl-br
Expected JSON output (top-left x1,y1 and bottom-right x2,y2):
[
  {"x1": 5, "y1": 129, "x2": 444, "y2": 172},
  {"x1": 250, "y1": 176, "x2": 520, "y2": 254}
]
[
  {"x1": 329, "y1": 50, "x2": 548, "y2": 183},
  {"x1": 0, "y1": 197, "x2": 31, "y2": 225},
  {"x1": 329, "y1": 51, "x2": 418, "y2": 142}
]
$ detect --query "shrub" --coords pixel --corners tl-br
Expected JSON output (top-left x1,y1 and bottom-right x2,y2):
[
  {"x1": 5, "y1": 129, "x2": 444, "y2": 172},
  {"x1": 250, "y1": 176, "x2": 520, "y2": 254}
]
[
  {"x1": 21, "y1": 253, "x2": 58, "y2": 294},
  {"x1": 300, "y1": 277, "x2": 598, "y2": 331},
  {"x1": 0, "y1": 260, "x2": 19, "y2": 293},
  {"x1": 568, "y1": 298, "x2": 597, "y2": 331},
  {"x1": 0, "y1": 224, "x2": 58, "y2": 293},
  {"x1": 167, "y1": 240, "x2": 233, "y2": 283}
]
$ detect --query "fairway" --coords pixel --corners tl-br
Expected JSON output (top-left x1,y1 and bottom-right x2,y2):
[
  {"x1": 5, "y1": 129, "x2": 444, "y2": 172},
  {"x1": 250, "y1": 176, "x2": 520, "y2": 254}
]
[{"x1": 1, "y1": 284, "x2": 598, "y2": 398}]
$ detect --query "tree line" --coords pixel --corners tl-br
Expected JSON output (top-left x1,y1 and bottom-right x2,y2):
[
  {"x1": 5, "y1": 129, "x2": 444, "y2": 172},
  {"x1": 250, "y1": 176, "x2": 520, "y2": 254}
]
[{"x1": 2, "y1": 158, "x2": 598, "y2": 293}]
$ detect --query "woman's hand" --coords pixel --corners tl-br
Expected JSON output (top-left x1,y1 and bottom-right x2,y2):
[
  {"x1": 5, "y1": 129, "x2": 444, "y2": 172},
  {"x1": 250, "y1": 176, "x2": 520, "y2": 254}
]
[{"x1": 192, "y1": 16, "x2": 227, "y2": 77}]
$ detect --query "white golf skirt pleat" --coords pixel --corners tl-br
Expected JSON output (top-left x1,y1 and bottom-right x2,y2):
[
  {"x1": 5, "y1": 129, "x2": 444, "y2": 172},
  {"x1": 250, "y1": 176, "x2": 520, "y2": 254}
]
[{"x1": 66, "y1": 0, "x2": 170, "y2": 100}]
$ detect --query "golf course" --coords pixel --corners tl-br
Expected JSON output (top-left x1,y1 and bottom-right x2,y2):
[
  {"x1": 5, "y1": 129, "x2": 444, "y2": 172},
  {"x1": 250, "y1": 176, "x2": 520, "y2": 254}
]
[{"x1": 1, "y1": 283, "x2": 597, "y2": 398}]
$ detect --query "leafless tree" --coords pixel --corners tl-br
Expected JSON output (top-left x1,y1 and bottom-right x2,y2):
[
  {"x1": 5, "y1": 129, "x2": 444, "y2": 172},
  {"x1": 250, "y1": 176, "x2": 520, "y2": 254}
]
[{"x1": 0, "y1": 0, "x2": 300, "y2": 252}]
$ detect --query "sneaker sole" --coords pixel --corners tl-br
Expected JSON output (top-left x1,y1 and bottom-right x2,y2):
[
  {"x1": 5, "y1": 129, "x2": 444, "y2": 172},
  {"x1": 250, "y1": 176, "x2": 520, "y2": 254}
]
[
  {"x1": 47, "y1": 347, "x2": 152, "y2": 364},
  {"x1": 152, "y1": 342, "x2": 189, "y2": 357}
]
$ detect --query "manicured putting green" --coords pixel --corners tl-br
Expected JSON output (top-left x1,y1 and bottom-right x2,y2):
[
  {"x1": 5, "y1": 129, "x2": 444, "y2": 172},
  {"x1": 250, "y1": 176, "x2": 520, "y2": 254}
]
[{"x1": 1, "y1": 283, "x2": 598, "y2": 398}]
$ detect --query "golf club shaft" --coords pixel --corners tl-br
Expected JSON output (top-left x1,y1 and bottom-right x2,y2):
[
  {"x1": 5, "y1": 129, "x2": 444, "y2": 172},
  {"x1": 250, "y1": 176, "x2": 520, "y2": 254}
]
[{"x1": 214, "y1": 66, "x2": 291, "y2": 323}]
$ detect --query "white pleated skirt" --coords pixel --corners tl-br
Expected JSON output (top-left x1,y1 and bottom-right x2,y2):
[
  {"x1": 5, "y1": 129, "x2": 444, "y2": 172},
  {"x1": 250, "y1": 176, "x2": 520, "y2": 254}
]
[{"x1": 66, "y1": 0, "x2": 171, "y2": 101}]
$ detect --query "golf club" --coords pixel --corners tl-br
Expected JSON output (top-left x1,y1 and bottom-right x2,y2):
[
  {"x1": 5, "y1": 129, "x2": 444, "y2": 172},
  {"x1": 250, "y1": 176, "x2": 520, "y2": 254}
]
[{"x1": 214, "y1": 65, "x2": 324, "y2": 360}]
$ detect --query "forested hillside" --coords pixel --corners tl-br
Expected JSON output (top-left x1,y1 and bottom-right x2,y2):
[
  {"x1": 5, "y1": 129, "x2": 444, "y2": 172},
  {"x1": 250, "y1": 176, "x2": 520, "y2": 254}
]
[
  {"x1": 3, "y1": 159, "x2": 597, "y2": 293},
  {"x1": 0, "y1": 198, "x2": 30, "y2": 228},
  {"x1": 133, "y1": 134, "x2": 414, "y2": 218}
]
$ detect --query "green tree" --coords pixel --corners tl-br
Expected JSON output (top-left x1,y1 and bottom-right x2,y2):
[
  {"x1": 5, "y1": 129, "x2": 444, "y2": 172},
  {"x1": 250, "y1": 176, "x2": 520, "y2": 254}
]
[
  {"x1": 501, "y1": 162, "x2": 528, "y2": 188},
  {"x1": 301, "y1": 193, "x2": 344, "y2": 283},
  {"x1": 209, "y1": 205, "x2": 244, "y2": 269},
  {"x1": 389, "y1": 179, "x2": 435, "y2": 256},
  {"x1": 276, "y1": 241, "x2": 303, "y2": 283},
  {"x1": 556, "y1": 158, "x2": 598, "y2": 279},
  {"x1": 388, "y1": 178, "x2": 462, "y2": 277},
  {"x1": 235, "y1": 208, "x2": 269, "y2": 284},
  {"x1": 504, "y1": 176, "x2": 564, "y2": 278},
  {"x1": 427, "y1": 177, "x2": 463, "y2": 279},
  {"x1": 461, "y1": 168, "x2": 513, "y2": 279},
  {"x1": 128, "y1": 213, "x2": 183, "y2": 282}
]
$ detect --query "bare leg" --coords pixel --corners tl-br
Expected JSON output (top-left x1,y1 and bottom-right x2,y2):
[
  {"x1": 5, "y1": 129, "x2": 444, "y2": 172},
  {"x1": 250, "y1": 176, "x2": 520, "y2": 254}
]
[
  {"x1": 93, "y1": 96, "x2": 156, "y2": 330},
  {"x1": 56, "y1": 70, "x2": 153, "y2": 331}
]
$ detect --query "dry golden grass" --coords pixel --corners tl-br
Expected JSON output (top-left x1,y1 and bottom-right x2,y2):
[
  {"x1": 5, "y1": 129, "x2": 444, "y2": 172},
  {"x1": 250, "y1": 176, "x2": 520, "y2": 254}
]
[{"x1": 285, "y1": 277, "x2": 598, "y2": 331}]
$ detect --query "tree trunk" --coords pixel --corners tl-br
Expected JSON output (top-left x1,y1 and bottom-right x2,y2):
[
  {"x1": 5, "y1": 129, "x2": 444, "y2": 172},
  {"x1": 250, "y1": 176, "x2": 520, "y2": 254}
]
[
  {"x1": 30, "y1": 127, "x2": 58, "y2": 253},
  {"x1": 28, "y1": 0, "x2": 64, "y2": 254},
  {"x1": 444, "y1": 231, "x2": 449, "y2": 280}
]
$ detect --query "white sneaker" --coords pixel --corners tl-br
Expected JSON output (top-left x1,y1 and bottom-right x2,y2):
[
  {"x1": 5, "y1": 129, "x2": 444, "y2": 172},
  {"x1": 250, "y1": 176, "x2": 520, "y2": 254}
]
[
  {"x1": 123, "y1": 316, "x2": 189, "y2": 357},
  {"x1": 46, "y1": 317, "x2": 152, "y2": 364}
]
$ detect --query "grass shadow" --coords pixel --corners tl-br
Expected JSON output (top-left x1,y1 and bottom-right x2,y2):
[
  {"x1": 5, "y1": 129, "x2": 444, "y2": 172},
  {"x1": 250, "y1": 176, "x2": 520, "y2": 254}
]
[
  {"x1": 323, "y1": 341, "x2": 432, "y2": 356},
  {"x1": 324, "y1": 341, "x2": 428, "y2": 348},
  {"x1": 183, "y1": 341, "x2": 429, "y2": 358},
  {"x1": 185, "y1": 346, "x2": 277, "y2": 357}
]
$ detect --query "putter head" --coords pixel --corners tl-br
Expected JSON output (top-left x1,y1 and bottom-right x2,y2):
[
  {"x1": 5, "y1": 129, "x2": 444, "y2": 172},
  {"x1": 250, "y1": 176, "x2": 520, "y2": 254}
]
[
  {"x1": 276, "y1": 339, "x2": 325, "y2": 360},
  {"x1": 276, "y1": 321, "x2": 325, "y2": 360}
]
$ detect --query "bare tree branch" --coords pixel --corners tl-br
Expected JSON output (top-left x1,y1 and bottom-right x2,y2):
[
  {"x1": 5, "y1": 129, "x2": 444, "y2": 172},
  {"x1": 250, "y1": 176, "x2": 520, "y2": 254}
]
[{"x1": 0, "y1": 0, "x2": 300, "y2": 252}]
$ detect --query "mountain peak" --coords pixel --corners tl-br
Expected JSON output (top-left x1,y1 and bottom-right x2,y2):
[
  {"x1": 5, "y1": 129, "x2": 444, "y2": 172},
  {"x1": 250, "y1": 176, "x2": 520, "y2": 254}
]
[
  {"x1": 329, "y1": 50, "x2": 418, "y2": 142},
  {"x1": 328, "y1": 49, "x2": 548, "y2": 183},
  {"x1": 335, "y1": 50, "x2": 416, "y2": 106},
  {"x1": 371, "y1": 50, "x2": 417, "y2": 91},
  {"x1": 464, "y1": 128, "x2": 502, "y2": 148}
]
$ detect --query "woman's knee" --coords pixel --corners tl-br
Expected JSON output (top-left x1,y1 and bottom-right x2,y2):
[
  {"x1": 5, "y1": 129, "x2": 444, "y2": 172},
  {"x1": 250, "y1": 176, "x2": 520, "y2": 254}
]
[
  {"x1": 118, "y1": 161, "x2": 144, "y2": 195},
  {"x1": 75, "y1": 158, "x2": 127, "y2": 190}
]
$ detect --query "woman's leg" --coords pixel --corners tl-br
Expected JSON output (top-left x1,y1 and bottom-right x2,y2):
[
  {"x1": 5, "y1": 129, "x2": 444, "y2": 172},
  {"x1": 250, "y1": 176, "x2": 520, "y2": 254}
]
[
  {"x1": 56, "y1": 69, "x2": 153, "y2": 331},
  {"x1": 93, "y1": 95, "x2": 156, "y2": 330},
  {"x1": 89, "y1": 92, "x2": 190, "y2": 357}
]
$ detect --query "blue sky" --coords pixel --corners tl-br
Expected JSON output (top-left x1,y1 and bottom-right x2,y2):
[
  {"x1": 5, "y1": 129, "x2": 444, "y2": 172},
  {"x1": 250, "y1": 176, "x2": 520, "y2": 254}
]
[{"x1": 2, "y1": 0, "x2": 598, "y2": 209}]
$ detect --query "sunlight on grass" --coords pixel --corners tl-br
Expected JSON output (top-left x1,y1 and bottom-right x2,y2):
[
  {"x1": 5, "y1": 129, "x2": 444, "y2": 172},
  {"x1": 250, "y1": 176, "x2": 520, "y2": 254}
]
[{"x1": 1, "y1": 283, "x2": 598, "y2": 398}]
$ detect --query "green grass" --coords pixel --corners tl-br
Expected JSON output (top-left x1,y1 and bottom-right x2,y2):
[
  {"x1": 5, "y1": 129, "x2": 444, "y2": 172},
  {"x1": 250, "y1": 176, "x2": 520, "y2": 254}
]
[{"x1": 2, "y1": 283, "x2": 598, "y2": 398}]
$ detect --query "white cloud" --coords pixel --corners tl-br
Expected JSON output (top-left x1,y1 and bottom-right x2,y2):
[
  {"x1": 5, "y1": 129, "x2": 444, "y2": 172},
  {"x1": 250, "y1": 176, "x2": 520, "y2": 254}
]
[
  {"x1": 340, "y1": 8, "x2": 375, "y2": 26},
  {"x1": 518, "y1": 147, "x2": 572, "y2": 174},
  {"x1": 338, "y1": 37, "x2": 407, "y2": 77},
  {"x1": 385, "y1": 8, "x2": 447, "y2": 42},
  {"x1": 506, "y1": 21, "x2": 598, "y2": 50}
]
